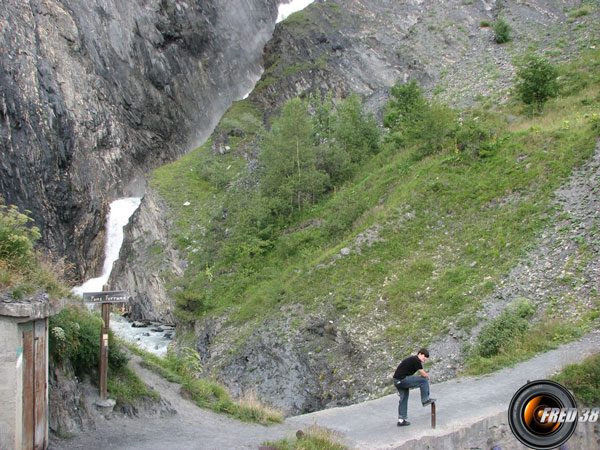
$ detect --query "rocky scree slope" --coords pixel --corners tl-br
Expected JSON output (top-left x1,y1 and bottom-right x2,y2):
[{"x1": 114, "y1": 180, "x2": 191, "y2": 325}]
[
  {"x1": 251, "y1": 0, "x2": 597, "y2": 114},
  {"x1": 0, "y1": 0, "x2": 279, "y2": 280}
]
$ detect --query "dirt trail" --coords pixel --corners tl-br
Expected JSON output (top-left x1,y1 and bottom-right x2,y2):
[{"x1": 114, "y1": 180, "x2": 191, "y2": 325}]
[{"x1": 49, "y1": 354, "x2": 295, "y2": 450}]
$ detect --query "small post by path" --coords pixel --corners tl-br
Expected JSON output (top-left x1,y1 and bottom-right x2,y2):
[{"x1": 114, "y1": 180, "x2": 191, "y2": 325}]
[
  {"x1": 99, "y1": 284, "x2": 110, "y2": 400},
  {"x1": 431, "y1": 402, "x2": 436, "y2": 429},
  {"x1": 83, "y1": 286, "x2": 129, "y2": 400}
]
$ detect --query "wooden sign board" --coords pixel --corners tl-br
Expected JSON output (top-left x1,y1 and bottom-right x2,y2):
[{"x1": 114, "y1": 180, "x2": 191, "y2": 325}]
[{"x1": 83, "y1": 291, "x2": 129, "y2": 304}]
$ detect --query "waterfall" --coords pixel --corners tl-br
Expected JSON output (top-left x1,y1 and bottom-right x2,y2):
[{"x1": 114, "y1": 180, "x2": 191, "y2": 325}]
[
  {"x1": 72, "y1": 197, "x2": 141, "y2": 296},
  {"x1": 72, "y1": 197, "x2": 172, "y2": 356}
]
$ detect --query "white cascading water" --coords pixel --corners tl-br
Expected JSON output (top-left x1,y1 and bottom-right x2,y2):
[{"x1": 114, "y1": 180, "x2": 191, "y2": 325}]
[
  {"x1": 71, "y1": 197, "x2": 174, "y2": 357},
  {"x1": 72, "y1": 197, "x2": 142, "y2": 296}
]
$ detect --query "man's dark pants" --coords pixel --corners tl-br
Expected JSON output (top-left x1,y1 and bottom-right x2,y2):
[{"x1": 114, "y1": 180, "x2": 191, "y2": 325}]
[{"x1": 393, "y1": 376, "x2": 430, "y2": 420}]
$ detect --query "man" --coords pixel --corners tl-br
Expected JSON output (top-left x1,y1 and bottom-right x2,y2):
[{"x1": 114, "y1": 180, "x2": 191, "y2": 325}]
[{"x1": 393, "y1": 348, "x2": 435, "y2": 426}]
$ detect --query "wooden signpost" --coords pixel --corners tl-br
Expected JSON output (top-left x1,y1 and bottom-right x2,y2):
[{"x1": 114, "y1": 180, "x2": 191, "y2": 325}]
[{"x1": 83, "y1": 285, "x2": 129, "y2": 400}]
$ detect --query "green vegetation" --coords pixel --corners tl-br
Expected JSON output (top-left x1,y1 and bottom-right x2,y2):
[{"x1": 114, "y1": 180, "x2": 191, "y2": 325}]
[
  {"x1": 0, "y1": 203, "x2": 40, "y2": 270},
  {"x1": 569, "y1": 7, "x2": 591, "y2": 19},
  {"x1": 49, "y1": 305, "x2": 128, "y2": 375},
  {"x1": 515, "y1": 54, "x2": 559, "y2": 113},
  {"x1": 383, "y1": 80, "x2": 456, "y2": 159},
  {"x1": 263, "y1": 426, "x2": 348, "y2": 450},
  {"x1": 0, "y1": 201, "x2": 71, "y2": 299},
  {"x1": 464, "y1": 299, "x2": 588, "y2": 375},
  {"x1": 127, "y1": 345, "x2": 283, "y2": 424},
  {"x1": 107, "y1": 366, "x2": 161, "y2": 405},
  {"x1": 0, "y1": 203, "x2": 156, "y2": 409},
  {"x1": 493, "y1": 18, "x2": 512, "y2": 44},
  {"x1": 49, "y1": 305, "x2": 160, "y2": 406},
  {"x1": 553, "y1": 352, "x2": 600, "y2": 406},
  {"x1": 154, "y1": 90, "x2": 381, "y2": 322},
  {"x1": 473, "y1": 298, "x2": 535, "y2": 358},
  {"x1": 260, "y1": 94, "x2": 379, "y2": 217},
  {"x1": 152, "y1": 48, "x2": 600, "y2": 371}
]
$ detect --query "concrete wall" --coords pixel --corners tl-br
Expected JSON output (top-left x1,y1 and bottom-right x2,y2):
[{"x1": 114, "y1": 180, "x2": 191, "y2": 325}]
[
  {"x1": 395, "y1": 410, "x2": 600, "y2": 450},
  {"x1": 0, "y1": 317, "x2": 23, "y2": 450}
]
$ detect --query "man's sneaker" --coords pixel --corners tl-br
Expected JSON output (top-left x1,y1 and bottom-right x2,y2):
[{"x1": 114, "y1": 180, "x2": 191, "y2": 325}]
[
  {"x1": 422, "y1": 398, "x2": 436, "y2": 406},
  {"x1": 397, "y1": 419, "x2": 411, "y2": 427}
]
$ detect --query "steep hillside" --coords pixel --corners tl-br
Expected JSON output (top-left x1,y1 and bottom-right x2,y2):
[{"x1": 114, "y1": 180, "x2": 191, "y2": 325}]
[
  {"x1": 120, "y1": 0, "x2": 600, "y2": 415},
  {"x1": 0, "y1": 0, "x2": 279, "y2": 279},
  {"x1": 116, "y1": 0, "x2": 600, "y2": 320}
]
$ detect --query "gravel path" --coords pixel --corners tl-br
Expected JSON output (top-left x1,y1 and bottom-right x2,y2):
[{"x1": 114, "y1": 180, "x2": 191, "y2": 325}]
[
  {"x1": 49, "y1": 354, "x2": 296, "y2": 450},
  {"x1": 50, "y1": 331, "x2": 600, "y2": 450}
]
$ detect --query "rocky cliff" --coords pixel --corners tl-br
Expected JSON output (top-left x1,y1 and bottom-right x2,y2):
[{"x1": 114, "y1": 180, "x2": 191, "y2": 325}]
[
  {"x1": 111, "y1": 187, "x2": 183, "y2": 323},
  {"x1": 1, "y1": 0, "x2": 279, "y2": 280},
  {"x1": 251, "y1": 0, "x2": 590, "y2": 113}
]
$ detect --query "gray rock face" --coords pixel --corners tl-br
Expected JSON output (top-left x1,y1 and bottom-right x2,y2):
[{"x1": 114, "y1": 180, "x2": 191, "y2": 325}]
[
  {"x1": 48, "y1": 361, "x2": 95, "y2": 437},
  {"x1": 251, "y1": 0, "x2": 586, "y2": 115},
  {"x1": 194, "y1": 306, "x2": 367, "y2": 415},
  {"x1": 110, "y1": 188, "x2": 184, "y2": 322},
  {"x1": 0, "y1": 0, "x2": 279, "y2": 280}
]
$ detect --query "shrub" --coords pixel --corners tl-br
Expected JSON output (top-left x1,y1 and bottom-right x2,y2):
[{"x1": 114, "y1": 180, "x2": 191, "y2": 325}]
[
  {"x1": 331, "y1": 93, "x2": 380, "y2": 163},
  {"x1": 569, "y1": 7, "x2": 590, "y2": 19},
  {"x1": 383, "y1": 80, "x2": 427, "y2": 145},
  {"x1": 493, "y1": 18, "x2": 511, "y2": 44},
  {"x1": 49, "y1": 305, "x2": 128, "y2": 376},
  {"x1": 173, "y1": 281, "x2": 210, "y2": 319},
  {"x1": 0, "y1": 202, "x2": 40, "y2": 270},
  {"x1": 515, "y1": 53, "x2": 559, "y2": 112},
  {"x1": 454, "y1": 118, "x2": 501, "y2": 159},
  {"x1": 410, "y1": 101, "x2": 457, "y2": 160},
  {"x1": 474, "y1": 298, "x2": 534, "y2": 358},
  {"x1": 383, "y1": 80, "x2": 456, "y2": 158}
]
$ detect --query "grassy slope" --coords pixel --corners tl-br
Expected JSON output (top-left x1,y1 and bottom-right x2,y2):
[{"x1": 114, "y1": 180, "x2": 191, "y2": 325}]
[
  {"x1": 151, "y1": 46, "x2": 600, "y2": 368},
  {"x1": 151, "y1": 0, "x2": 600, "y2": 377}
]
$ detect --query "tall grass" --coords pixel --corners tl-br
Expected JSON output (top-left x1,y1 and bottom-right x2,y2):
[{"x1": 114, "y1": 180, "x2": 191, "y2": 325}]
[
  {"x1": 553, "y1": 352, "x2": 600, "y2": 406},
  {"x1": 127, "y1": 344, "x2": 283, "y2": 424},
  {"x1": 263, "y1": 425, "x2": 349, "y2": 450}
]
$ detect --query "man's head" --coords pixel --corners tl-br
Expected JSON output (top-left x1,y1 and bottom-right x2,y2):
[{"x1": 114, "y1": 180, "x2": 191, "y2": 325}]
[{"x1": 417, "y1": 348, "x2": 429, "y2": 362}]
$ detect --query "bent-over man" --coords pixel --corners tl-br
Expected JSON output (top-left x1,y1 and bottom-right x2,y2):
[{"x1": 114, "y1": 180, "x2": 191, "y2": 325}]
[{"x1": 393, "y1": 348, "x2": 435, "y2": 426}]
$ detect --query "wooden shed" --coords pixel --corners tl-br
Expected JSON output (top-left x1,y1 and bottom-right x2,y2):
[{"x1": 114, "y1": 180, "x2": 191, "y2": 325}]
[{"x1": 0, "y1": 293, "x2": 59, "y2": 450}]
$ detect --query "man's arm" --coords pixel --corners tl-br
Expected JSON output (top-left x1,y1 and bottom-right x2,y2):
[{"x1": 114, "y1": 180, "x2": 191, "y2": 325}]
[{"x1": 418, "y1": 369, "x2": 430, "y2": 379}]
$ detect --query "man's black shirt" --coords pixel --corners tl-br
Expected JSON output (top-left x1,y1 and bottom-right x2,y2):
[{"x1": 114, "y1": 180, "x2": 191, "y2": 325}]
[{"x1": 393, "y1": 355, "x2": 423, "y2": 380}]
